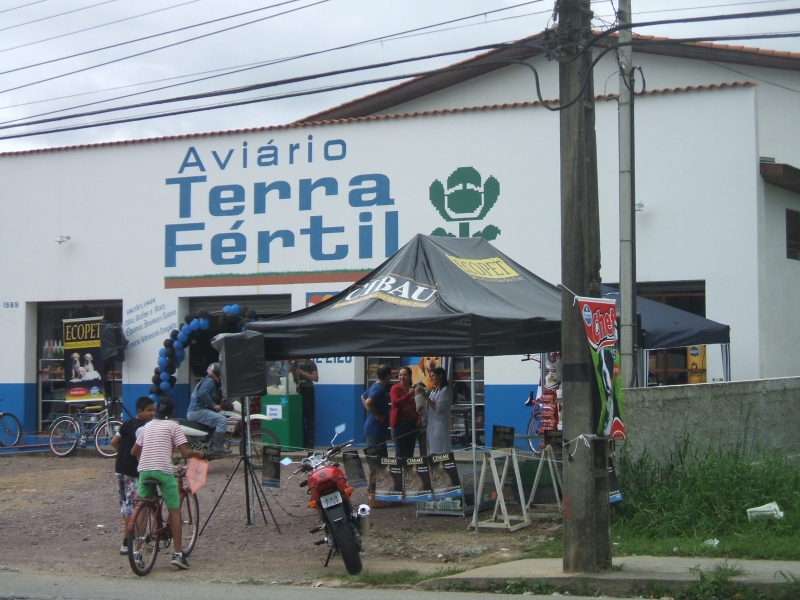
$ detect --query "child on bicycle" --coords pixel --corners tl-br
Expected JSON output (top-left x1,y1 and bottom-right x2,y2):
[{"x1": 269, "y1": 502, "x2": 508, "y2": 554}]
[
  {"x1": 111, "y1": 396, "x2": 155, "y2": 556},
  {"x1": 131, "y1": 396, "x2": 207, "y2": 570}
]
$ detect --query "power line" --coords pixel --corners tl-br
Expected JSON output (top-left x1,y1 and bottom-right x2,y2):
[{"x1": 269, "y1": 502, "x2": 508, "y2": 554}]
[
  {"x1": 0, "y1": 42, "x2": 516, "y2": 130},
  {"x1": 1, "y1": 0, "x2": 312, "y2": 74},
  {"x1": 0, "y1": 0, "x2": 122, "y2": 32},
  {"x1": 0, "y1": 0, "x2": 51, "y2": 14},
  {"x1": 0, "y1": 0, "x2": 206, "y2": 55},
  {"x1": 0, "y1": 0, "x2": 331, "y2": 95},
  {"x1": 6, "y1": 29, "x2": 800, "y2": 141},
  {"x1": 0, "y1": 0, "x2": 546, "y2": 120}
]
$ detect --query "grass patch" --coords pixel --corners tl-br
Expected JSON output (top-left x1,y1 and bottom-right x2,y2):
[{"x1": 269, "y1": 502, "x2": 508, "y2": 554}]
[{"x1": 331, "y1": 567, "x2": 464, "y2": 586}]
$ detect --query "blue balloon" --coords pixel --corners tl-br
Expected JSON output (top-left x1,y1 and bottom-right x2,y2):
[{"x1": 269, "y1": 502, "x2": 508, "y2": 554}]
[
  {"x1": 173, "y1": 341, "x2": 183, "y2": 351},
  {"x1": 157, "y1": 356, "x2": 168, "y2": 368},
  {"x1": 200, "y1": 318, "x2": 209, "y2": 330},
  {"x1": 190, "y1": 319, "x2": 200, "y2": 330},
  {"x1": 175, "y1": 353, "x2": 185, "y2": 363},
  {"x1": 166, "y1": 386, "x2": 176, "y2": 397},
  {"x1": 158, "y1": 348, "x2": 167, "y2": 358},
  {"x1": 160, "y1": 371, "x2": 170, "y2": 382},
  {"x1": 231, "y1": 304, "x2": 240, "y2": 314},
  {"x1": 181, "y1": 324, "x2": 191, "y2": 334},
  {"x1": 223, "y1": 305, "x2": 231, "y2": 313},
  {"x1": 159, "y1": 381, "x2": 171, "y2": 391},
  {"x1": 177, "y1": 332, "x2": 189, "y2": 343},
  {"x1": 149, "y1": 394, "x2": 159, "y2": 402}
]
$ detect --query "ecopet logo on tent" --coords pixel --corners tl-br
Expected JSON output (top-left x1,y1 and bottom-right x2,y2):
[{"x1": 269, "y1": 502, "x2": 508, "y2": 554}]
[{"x1": 429, "y1": 167, "x2": 501, "y2": 241}]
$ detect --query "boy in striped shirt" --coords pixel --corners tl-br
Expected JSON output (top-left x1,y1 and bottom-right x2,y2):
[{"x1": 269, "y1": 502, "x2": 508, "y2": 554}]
[{"x1": 131, "y1": 396, "x2": 206, "y2": 570}]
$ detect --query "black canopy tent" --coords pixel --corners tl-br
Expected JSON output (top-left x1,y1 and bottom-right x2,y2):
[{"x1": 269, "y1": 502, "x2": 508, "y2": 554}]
[{"x1": 247, "y1": 234, "x2": 564, "y2": 359}]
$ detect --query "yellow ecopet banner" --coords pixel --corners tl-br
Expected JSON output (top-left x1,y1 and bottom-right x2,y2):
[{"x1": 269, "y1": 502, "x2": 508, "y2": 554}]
[{"x1": 63, "y1": 317, "x2": 105, "y2": 401}]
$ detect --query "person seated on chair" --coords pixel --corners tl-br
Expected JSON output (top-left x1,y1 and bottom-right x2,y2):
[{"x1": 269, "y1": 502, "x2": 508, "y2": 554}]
[
  {"x1": 131, "y1": 396, "x2": 206, "y2": 570},
  {"x1": 187, "y1": 363, "x2": 231, "y2": 456}
]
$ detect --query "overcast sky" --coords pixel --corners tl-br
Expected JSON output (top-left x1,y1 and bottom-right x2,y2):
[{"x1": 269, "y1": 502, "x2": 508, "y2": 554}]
[{"x1": 1, "y1": 0, "x2": 799, "y2": 152}]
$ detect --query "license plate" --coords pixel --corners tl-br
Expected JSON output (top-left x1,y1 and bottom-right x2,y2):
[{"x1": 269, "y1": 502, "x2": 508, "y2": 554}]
[{"x1": 320, "y1": 491, "x2": 342, "y2": 508}]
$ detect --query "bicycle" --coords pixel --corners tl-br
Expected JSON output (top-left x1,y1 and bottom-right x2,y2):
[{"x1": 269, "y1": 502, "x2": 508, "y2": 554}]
[
  {"x1": 127, "y1": 467, "x2": 199, "y2": 576},
  {"x1": 521, "y1": 354, "x2": 544, "y2": 456},
  {"x1": 0, "y1": 398, "x2": 22, "y2": 448},
  {"x1": 48, "y1": 398, "x2": 122, "y2": 458}
]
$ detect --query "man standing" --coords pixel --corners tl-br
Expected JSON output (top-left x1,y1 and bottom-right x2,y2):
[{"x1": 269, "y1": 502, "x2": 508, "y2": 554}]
[
  {"x1": 361, "y1": 364, "x2": 391, "y2": 457},
  {"x1": 187, "y1": 363, "x2": 231, "y2": 456},
  {"x1": 291, "y1": 358, "x2": 318, "y2": 449}
]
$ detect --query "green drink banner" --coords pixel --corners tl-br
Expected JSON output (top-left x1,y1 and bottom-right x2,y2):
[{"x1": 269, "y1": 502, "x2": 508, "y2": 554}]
[{"x1": 576, "y1": 297, "x2": 626, "y2": 440}]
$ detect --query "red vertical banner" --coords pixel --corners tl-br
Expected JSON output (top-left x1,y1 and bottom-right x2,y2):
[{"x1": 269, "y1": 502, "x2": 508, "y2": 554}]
[{"x1": 576, "y1": 298, "x2": 626, "y2": 439}]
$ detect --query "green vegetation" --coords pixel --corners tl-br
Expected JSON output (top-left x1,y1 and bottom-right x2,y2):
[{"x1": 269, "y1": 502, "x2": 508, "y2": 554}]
[
  {"x1": 330, "y1": 567, "x2": 464, "y2": 586},
  {"x1": 524, "y1": 436, "x2": 800, "y2": 561}
]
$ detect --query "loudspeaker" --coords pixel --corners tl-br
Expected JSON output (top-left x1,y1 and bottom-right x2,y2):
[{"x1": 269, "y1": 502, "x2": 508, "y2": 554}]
[{"x1": 211, "y1": 331, "x2": 267, "y2": 398}]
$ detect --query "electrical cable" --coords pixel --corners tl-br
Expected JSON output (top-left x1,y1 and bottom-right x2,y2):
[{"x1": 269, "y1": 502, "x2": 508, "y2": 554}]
[
  {"x1": 0, "y1": 0, "x2": 331, "y2": 97},
  {"x1": 0, "y1": 0, "x2": 51, "y2": 14},
  {"x1": 0, "y1": 0, "x2": 314, "y2": 75},
  {"x1": 705, "y1": 60, "x2": 800, "y2": 94},
  {"x1": 0, "y1": 1, "x2": 546, "y2": 121},
  {"x1": 0, "y1": 42, "x2": 521, "y2": 129},
  {"x1": 0, "y1": 0, "x2": 122, "y2": 32},
  {"x1": 0, "y1": 0, "x2": 206, "y2": 55}
]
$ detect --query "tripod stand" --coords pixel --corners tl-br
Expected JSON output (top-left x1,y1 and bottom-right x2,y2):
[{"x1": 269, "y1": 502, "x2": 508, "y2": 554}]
[{"x1": 199, "y1": 397, "x2": 281, "y2": 535}]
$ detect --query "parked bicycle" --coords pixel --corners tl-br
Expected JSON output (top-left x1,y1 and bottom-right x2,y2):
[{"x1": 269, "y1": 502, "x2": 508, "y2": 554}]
[
  {"x1": 48, "y1": 398, "x2": 122, "y2": 458},
  {"x1": 521, "y1": 355, "x2": 544, "y2": 456},
  {"x1": 0, "y1": 398, "x2": 22, "y2": 447},
  {"x1": 127, "y1": 466, "x2": 199, "y2": 576}
]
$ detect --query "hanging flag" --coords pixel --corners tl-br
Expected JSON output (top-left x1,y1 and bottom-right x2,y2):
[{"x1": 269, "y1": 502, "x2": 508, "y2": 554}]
[{"x1": 576, "y1": 297, "x2": 626, "y2": 439}]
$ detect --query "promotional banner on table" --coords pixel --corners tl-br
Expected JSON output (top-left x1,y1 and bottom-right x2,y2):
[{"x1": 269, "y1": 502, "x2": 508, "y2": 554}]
[
  {"x1": 63, "y1": 317, "x2": 105, "y2": 401},
  {"x1": 576, "y1": 297, "x2": 626, "y2": 439}
]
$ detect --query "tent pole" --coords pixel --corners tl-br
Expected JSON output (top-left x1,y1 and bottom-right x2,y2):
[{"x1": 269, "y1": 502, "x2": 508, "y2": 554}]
[{"x1": 470, "y1": 356, "x2": 479, "y2": 536}]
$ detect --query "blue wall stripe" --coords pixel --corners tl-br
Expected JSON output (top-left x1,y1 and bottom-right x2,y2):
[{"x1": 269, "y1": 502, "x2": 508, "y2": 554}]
[{"x1": 484, "y1": 384, "x2": 539, "y2": 451}]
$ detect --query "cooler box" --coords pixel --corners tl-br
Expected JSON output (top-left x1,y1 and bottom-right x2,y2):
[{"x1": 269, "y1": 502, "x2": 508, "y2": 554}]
[{"x1": 261, "y1": 394, "x2": 304, "y2": 452}]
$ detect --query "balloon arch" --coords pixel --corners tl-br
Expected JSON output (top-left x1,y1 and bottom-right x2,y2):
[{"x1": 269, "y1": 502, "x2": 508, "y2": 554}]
[{"x1": 146, "y1": 304, "x2": 258, "y2": 401}]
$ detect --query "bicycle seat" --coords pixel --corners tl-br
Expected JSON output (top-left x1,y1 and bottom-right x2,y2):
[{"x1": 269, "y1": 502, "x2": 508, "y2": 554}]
[
  {"x1": 141, "y1": 478, "x2": 160, "y2": 487},
  {"x1": 83, "y1": 405, "x2": 104, "y2": 412}
]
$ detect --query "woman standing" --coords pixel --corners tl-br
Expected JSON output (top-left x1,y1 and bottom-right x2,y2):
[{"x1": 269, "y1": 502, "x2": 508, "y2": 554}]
[
  {"x1": 390, "y1": 366, "x2": 418, "y2": 458},
  {"x1": 421, "y1": 367, "x2": 454, "y2": 455}
]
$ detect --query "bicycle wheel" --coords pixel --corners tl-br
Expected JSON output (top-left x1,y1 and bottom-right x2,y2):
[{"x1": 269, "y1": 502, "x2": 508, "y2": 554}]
[
  {"x1": 128, "y1": 502, "x2": 159, "y2": 576},
  {"x1": 241, "y1": 424, "x2": 280, "y2": 469},
  {"x1": 179, "y1": 492, "x2": 199, "y2": 556},
  {"x1": 527, "y1": 415, "x2": 543, "y2": 456},
  {"x1": 94, "y1": 418, "x2": 122, "y2": 457},
  {"x1": 49, "y1": 417, "x2": 80, "y2": 457},
  {"x1": 0, "y1": 412, "x2": 22, "y2": 447}
]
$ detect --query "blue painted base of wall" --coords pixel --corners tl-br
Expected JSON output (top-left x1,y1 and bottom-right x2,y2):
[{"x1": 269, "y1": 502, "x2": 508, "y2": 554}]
[
  {"x1": 122, "y1": 384, "x2": 190, "y2": 419},
  {"x1": 484, "y1": 384, "x2": 538, "y2": 451},
  {"x1": 314, "y1": 384, "x2": 364, "y2": 447},
  {"x1": 0, "y1": 383, "x2": 37, "y2": 432}
]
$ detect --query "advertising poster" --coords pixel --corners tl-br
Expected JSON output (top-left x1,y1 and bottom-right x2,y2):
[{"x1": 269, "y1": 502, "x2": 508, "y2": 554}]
[
  {"x1": 402, "y1": 456, "x2": 433, "y2": 502},
  {"x1": 429, "y1": 452, "x2": 462, "y2": 499},
  {"x1": 261, "y1": 445, "x2": 281, "y2": 488},
  {"x1": 400, "y1": 356, "x2": 442, "y2": 390},
  {"x1": 491, "y1": 425, "x2": 515, "y2": 450},
  {"x1": 63, "y1": 317, "x2": 105, "y2": 401},
  {"x1": 342, "y1": 450, "x2": 368, "y2": 489},
  {"x1": 608, "y1": 459, "x2": 622, "y2": 503},
  {"x1": 374, "y1": 457, "x2": 404, "y2": 502},
  {"x1": 576, "y1": 297, "x2": 626, "y2": 439}
]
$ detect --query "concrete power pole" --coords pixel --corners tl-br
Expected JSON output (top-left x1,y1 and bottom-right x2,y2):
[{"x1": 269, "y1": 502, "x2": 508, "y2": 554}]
[
  {"x1": 618, "y1": 0, "x2": 638, "y2": 389},
  {"x1": 557, "y1": 0, "x2": 612, "y2": 572}
]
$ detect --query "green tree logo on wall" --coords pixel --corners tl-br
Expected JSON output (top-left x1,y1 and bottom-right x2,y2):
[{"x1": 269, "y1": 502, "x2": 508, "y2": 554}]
[{"x1": 429, "y1": 167, "x2": 501, "y2": 241}]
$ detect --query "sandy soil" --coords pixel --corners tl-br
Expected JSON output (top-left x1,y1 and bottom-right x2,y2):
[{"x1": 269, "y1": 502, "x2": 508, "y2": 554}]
[{"x1": 0, "y1": 451, "x2": 560, "y2": 584}]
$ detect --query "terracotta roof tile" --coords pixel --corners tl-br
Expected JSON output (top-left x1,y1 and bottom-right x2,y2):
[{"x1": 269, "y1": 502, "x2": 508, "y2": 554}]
[{"x1": 0, "y1": 82, "x2": 756, "y2": 157}]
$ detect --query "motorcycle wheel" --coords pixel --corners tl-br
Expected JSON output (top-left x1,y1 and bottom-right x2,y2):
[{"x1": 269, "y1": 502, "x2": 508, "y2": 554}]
[{"x1": 330, "y1": 519, "x2": 362, "y2": 575}]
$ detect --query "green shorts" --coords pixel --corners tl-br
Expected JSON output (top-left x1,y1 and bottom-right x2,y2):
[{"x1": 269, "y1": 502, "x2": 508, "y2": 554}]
[{"x1": 138, "y1": 470, "x2": 180, "y2": 510}]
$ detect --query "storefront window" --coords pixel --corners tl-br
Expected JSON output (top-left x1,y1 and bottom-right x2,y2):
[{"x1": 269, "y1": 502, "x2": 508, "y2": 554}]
[{"x1": 37, "y1": 301, "x2": 123, "y2": 430}]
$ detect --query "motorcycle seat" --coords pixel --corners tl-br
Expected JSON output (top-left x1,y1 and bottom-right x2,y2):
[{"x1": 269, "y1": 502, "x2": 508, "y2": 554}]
[{"x1": 175, "y1": 418, "x2": 214, "y2": 434}]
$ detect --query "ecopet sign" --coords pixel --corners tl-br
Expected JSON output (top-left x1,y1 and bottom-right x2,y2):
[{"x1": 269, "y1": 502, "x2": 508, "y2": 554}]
[{"x1": 156, "y1": 107, "x2": 557, "y2": 289}]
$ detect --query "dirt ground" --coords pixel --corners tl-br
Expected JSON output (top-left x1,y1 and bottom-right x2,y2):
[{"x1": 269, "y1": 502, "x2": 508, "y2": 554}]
[{"x1": 0, "y1": 451, "x2": 561, "y2": 584}]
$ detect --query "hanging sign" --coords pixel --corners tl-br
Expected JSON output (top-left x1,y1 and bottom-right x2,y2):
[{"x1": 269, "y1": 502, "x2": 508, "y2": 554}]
[
  {"x1": 576, "y1": 297, "x2": 626, "y2": 439},
  {"x1": 63, "y1": 317, "x2": 105, "y2": 401}
]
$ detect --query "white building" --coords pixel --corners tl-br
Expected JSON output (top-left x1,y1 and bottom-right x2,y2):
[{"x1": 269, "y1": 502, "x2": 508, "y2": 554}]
[{"x1": 1, "y1": 31, "x2": 798, "y2": 444}]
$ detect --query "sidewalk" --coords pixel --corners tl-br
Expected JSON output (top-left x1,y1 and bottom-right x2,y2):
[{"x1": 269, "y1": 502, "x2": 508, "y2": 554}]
[{"x1": 418, "y1": 556, "x2": 800, "y2": 596}]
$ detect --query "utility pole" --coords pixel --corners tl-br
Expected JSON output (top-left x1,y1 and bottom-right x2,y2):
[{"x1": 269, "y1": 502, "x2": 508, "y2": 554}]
[
  {"x1": 618, "y1": 0, "x2": 638, "y2": 389},
  {"x1": 557, "y1": 0, "x2": 612, "y2": 572}
]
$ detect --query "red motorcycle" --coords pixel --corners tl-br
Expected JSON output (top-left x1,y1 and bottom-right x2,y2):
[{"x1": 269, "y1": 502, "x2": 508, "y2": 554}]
[{"x1": 290, "y1": 424, "x2": 369, "y2": 575}]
